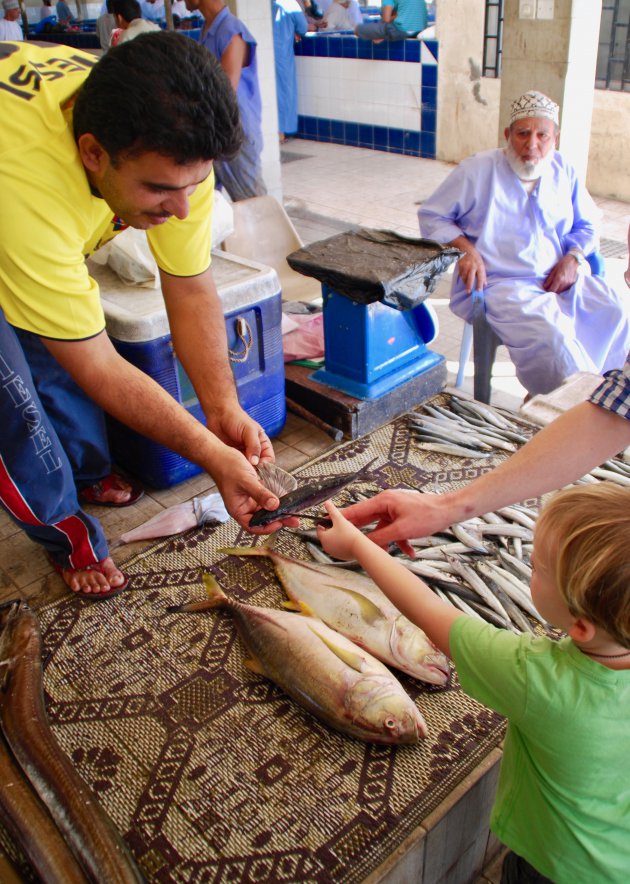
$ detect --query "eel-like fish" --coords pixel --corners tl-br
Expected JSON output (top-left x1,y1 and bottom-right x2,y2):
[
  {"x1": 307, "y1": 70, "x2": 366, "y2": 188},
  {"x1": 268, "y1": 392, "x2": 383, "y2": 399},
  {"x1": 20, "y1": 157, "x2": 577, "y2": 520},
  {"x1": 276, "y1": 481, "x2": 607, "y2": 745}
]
[
  {"x1": 0, "y1": 727, "x2": 88, "y2": 883},
  {"x1": 250, "y1": 458, "x2": 379, "y2": 527},
  {"x1": 171, "y1": 575, "x2": 427, "y2": 744},
  {"x1": 0, "y1": 600, "x2": 145, "y2": 884},
  {"x1": 219, "y1": 545, "x2": 451, "y2": 686}
]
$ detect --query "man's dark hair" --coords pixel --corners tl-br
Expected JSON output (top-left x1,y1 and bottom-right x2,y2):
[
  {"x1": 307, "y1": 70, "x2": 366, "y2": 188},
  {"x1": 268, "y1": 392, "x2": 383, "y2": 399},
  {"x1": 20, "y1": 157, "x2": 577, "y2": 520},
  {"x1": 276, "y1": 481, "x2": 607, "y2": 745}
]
[
  {"x1": 111, "y1": 0, "x2": 141, "y2": 22},
  {"x1": 73, "y1": 32, "x2": 243, "y2": 165}
]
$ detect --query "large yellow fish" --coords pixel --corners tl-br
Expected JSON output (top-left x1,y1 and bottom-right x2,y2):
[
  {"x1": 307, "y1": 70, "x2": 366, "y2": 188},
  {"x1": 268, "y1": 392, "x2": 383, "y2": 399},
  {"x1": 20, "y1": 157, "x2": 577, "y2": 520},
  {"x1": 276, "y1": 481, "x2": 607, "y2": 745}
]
[
  {"x1": 219, "y1": 546, "x2": 451, "y2": 686},
  {"x1": 171, "y1": 575, "x2": 427, "y2": 745}
]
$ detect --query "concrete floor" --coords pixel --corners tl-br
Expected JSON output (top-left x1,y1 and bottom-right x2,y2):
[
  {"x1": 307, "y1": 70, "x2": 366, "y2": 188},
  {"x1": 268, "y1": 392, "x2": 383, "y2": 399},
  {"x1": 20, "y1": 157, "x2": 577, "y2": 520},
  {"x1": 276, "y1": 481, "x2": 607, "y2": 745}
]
[{"x1": 1, "y1": 140, "x2": 628, "y2": 883}]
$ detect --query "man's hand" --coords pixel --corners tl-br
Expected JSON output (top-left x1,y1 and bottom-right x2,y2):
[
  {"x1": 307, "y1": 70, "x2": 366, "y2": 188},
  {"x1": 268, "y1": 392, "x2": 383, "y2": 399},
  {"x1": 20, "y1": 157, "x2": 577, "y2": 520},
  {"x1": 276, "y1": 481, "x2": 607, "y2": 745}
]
[
  {"x1": 542, "y1": 254, "x2": 579, "y2": 293},
  {"x1": 207, "y1": 405, "x2": 274, "y2": 467},
  {"x1": 341, "y1": 489, "x2": 452, "y2": 557},
  {"x1": 212, "y1": 447, "x2": 280, "y2": 529},
  {"x1": 451, "y1": 239, "x2": 487, "y2": 294}
]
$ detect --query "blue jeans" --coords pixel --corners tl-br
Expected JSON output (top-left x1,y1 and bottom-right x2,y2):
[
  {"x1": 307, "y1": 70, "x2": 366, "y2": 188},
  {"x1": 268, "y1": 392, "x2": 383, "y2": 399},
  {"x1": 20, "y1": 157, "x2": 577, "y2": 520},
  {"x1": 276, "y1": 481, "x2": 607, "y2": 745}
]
[{"x1": 0, "y1": 311, "x2": 109, "y2": 568}]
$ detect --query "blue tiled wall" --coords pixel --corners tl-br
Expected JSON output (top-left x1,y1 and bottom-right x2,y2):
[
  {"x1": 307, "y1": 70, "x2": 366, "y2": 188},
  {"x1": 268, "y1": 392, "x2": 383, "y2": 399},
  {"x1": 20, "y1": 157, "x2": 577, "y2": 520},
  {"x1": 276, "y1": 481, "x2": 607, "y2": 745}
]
[{"x1": 295, "y1": 35, "x2": 438, "y2": 159}]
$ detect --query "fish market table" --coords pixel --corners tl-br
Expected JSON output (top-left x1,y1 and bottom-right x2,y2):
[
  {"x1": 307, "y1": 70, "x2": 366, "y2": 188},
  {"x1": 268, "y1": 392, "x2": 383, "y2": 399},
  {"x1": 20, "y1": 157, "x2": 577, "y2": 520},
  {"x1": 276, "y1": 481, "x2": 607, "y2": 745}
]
[{"x1": 7, "y1": 394, "x2": 539, "y2": 883}]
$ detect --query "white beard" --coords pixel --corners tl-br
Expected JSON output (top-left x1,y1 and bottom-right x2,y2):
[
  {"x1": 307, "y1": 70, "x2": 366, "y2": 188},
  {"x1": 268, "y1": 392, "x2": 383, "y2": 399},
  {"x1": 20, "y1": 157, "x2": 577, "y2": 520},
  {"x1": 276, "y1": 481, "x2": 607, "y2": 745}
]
[{"x1": 504, "y1": 142, "x2": 555, "y2": 181}]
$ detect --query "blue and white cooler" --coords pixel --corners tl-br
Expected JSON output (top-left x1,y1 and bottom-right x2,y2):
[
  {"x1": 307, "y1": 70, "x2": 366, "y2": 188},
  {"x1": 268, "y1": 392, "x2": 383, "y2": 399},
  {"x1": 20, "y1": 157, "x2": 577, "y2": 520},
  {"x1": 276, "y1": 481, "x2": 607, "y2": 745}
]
[{"x1": 95, "y1": 250, "x2": 286, "y2": 488}]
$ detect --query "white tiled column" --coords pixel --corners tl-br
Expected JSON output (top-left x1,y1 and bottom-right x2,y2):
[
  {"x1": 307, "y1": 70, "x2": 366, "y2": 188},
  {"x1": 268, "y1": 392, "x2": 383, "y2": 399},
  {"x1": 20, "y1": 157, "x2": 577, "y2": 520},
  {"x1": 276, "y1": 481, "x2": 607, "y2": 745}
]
[
  {"x1": 500, "y1": 0, "x2": 601, "y2": 180},
  {"x1": 229, "y1": 0, "x2": 283, "y2": 201}
]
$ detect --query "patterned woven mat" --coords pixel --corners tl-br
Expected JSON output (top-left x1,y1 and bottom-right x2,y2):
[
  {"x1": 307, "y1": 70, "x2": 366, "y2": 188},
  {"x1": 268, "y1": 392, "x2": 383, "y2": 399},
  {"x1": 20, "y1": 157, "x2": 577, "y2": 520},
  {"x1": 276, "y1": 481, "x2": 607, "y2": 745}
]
[{"x1": 22, "y1": 396, "x2": 537, "y2": 883}]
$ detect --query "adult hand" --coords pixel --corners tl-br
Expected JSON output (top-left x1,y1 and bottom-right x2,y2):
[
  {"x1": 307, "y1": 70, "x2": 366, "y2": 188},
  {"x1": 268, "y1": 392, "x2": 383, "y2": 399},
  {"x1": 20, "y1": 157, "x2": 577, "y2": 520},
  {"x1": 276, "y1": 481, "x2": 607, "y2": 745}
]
[
  {"x1": 207, "y1": 405, "x2": 274, "y2": 467},
  {"x1": 457, "y1": 246, "x2": 487, "y2": 294},
  {"x1": 341, "y1": 489, "x2": 453, "y2": 557},
  {"x1": 542, "y1": 254, "x2": 579, "y2": 293},
  {"x1": 212, "y1": 447, "x2": 280, "y2": 530}
]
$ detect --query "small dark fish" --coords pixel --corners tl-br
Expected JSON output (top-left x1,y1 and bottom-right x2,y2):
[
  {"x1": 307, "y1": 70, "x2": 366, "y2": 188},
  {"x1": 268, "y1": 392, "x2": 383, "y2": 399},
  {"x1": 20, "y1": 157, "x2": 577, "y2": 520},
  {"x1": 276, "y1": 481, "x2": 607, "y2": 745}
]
[{"x1": 250, "y1": 458, "x2": 378, "y2": 528}]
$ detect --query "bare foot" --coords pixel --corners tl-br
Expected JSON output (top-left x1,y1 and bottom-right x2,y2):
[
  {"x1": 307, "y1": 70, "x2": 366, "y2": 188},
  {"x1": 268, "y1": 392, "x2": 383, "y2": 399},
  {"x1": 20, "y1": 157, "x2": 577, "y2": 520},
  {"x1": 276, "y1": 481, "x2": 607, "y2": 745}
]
[
  {"x1": 78, "y1": 473, "x2": 144, "y2": 507},
  {"x1": 59, "y1": 558, "x2": 127, "y2": 597}
]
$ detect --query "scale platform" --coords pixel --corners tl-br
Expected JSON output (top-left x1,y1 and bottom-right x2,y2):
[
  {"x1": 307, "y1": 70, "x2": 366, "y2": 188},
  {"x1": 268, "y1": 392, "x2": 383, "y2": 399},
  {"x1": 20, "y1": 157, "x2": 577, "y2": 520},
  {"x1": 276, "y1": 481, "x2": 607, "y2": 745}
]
[{"x1": 285, "y1": 358, "x2": 447, "y2": 440}]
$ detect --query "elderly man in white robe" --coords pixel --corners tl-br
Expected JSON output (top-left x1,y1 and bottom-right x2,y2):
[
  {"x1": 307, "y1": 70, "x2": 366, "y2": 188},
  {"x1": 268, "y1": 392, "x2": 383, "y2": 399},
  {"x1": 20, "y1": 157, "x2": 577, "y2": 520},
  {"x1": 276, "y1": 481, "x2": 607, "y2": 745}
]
[{"x1": 419, "y1": 90, "x2": 630, "y2": 397}]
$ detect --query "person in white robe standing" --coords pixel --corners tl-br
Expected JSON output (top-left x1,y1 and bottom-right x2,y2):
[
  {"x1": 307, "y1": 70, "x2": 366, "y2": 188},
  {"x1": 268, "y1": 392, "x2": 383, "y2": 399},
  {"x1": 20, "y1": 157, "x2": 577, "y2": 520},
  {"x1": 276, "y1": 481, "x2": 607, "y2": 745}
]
[{"x1": 419, "y1": 90, "x2": 630, "y2": 397}]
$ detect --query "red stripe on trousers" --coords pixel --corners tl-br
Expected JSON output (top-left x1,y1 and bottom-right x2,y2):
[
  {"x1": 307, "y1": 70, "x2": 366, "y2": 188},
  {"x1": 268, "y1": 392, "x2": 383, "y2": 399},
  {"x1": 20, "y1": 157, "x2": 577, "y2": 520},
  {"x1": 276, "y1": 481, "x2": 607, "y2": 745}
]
[{"x1": 0, "y1": 456, "x2": 98, "y2": 568}]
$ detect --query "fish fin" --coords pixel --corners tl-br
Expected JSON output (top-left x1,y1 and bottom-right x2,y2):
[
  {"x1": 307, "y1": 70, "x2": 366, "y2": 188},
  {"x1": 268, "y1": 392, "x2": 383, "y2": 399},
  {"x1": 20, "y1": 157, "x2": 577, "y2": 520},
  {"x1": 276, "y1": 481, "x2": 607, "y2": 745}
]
[
  {"x1": 244, "y1": 656, "x2": 266, "y2": 675},
  {"x1": 218, "y1": 545, "x2": 269, "y2": 558},
  {"x1": 324, "y1": 583, "x2": 386, "y2": 625},
  {"x1": 280, "y1": 600, "x2": 302, "y2": 612},
  {"x1": 310, "y1": 627, "x2": 366, "y2": 672},
  {"x1": 202, "y1": 572, "x2": 228, "y2": 604},
  {"x1": 257, "y1": 462, "x2": 298, "y2": 497},
  {"x1": 167, "y1": 598, "x2": 215, "y2": 614}
]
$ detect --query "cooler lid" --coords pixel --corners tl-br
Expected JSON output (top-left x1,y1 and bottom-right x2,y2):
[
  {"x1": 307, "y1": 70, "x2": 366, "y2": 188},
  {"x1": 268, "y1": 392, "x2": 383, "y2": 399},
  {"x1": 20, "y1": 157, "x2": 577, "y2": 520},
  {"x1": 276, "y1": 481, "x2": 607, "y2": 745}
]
[{"x1": 94, "y1": 250, "x2": 280, "y2": 342}]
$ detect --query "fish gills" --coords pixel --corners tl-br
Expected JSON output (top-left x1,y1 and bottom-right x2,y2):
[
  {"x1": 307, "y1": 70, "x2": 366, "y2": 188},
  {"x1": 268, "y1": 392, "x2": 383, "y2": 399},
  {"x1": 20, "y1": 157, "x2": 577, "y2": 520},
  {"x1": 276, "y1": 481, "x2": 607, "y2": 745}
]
[
  {"x1": 173, "y1": 575, "x2": 427, "y2": 745},
  {"x1": 0, "y1": 601, "x2": 145, "y2": 884},
  {"x1": 218, "y1": 546, "x2": 450, "y2": 687}
]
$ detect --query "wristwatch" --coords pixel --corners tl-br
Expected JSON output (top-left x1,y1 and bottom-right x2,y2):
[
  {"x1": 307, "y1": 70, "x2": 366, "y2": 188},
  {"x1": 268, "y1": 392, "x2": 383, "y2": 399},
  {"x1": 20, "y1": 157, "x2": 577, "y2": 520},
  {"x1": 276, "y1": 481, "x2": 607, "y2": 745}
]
[{"x1": 567, "y1": 248, "x2": 586, "y2": 267}]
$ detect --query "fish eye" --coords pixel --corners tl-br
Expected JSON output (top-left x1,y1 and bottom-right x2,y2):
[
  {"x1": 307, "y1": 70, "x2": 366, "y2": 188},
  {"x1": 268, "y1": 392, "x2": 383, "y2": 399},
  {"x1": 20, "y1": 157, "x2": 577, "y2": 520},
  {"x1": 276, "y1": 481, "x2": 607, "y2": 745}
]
[{"x1": 384, "y1": 718, "x2": 397, "y2": 729}]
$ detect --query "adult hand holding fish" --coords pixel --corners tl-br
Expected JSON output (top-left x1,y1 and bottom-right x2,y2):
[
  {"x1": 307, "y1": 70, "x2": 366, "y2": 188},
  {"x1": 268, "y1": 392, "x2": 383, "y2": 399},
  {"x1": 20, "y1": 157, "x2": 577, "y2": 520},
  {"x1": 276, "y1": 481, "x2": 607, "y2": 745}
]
[
  {"x1": 318, "y1": 502, "x2": 465, "y2": 658},
  {"x1": 206, "y1": 403, "x2": 275, "y2": 469}
]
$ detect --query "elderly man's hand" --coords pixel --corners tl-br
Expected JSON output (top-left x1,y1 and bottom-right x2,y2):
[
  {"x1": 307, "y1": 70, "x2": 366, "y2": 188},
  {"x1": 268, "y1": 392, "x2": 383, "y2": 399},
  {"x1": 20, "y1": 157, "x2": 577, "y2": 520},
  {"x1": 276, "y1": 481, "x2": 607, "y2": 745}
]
[
  {"x1": 457, "y1": 246, "x2": 487, "y2": 295},
  {"x1": 543, "y1": 254, "x2": 579, "y2": 294}
]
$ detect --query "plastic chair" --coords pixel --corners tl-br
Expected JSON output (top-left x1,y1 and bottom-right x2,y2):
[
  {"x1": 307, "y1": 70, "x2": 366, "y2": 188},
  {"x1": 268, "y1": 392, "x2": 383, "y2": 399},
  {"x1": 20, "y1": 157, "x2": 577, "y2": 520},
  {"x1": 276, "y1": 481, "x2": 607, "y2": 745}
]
[
  {"x1": 455, "y1": 251, "x2": 606, "y2": 403},
  {"x1": 221, "y1": 195, "x2": 323, "y2": 303}
]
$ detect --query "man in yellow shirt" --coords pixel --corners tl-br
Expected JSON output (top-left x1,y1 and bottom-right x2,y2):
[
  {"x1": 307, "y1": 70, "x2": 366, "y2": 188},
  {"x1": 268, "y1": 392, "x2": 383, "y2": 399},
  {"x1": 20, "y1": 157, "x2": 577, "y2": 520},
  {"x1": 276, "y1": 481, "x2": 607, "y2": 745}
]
[{"x1": 0, "y1": 35, "x2": 281, "y2": 599}]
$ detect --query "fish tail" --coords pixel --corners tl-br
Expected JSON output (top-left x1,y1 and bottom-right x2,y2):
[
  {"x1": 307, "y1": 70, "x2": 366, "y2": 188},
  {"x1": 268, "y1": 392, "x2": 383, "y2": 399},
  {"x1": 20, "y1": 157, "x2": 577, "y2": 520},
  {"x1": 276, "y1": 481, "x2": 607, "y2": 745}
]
[{"x1": 167, "y1": 573, "x2": 227, "y2": 614}]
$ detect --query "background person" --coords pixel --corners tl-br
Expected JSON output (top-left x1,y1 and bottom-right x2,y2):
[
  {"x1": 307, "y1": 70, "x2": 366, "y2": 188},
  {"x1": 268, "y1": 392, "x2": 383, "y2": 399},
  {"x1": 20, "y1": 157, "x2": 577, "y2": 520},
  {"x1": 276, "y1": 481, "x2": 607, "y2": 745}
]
[
  {"x1": 0, "y1": 0, "x2": 23, "y2": 39},
  {"x1": 55, "y1": 0, "x2": 75, "y2": 27},
  {"x1": 320, "y1": 0, "x2": 361, "y2": 30},
  {"x1": 318, "y1": 487, "x2": 630, "y2": 884},
  {"x1": 355, "y1": 0, "x2": 427, "y2": 42},
  {"x1": 96, "y1": 0, "x2": 116, "y2": 48},
  {"x1": 183, "y1": 0, "x2": 266, "y2": 202},
  {"x1": 110, "y1": 0, "x2": 160, "y2": 46},
  {"x1": 419, "y1": 90, "x2": 630, "y2": 398},
  {"x1": 0, "y1": 35, "x2": 281, "y2": 600},
  {"x1": 272, "y1": 0, "x2": 308, "y2": 144}
]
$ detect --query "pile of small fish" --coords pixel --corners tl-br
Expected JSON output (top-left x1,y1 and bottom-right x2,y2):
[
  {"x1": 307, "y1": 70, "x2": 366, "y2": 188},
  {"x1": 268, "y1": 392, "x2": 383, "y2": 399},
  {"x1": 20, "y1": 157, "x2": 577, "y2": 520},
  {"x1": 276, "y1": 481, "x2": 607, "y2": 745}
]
[{"x1": 407, "y1": 394, "x2": 532, "y2": 459}]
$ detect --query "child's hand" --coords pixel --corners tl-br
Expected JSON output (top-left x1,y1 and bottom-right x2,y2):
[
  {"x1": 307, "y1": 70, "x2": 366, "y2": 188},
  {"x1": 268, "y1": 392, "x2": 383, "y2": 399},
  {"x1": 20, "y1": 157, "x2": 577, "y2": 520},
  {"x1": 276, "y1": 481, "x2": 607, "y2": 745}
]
[{"x1": 316, "y1": 501, "x2": 364, "y2": 561}]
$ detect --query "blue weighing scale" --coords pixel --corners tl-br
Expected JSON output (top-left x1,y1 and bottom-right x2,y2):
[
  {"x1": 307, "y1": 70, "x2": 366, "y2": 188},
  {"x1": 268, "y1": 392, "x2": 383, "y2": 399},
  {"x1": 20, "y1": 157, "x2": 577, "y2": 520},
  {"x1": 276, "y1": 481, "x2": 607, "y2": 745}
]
[
  {"x1": 313, "y1": 285, "x2": 443, "y2": 400},
  {"x1": 288, "y1": 229, "x2": 461, "y2": 402}
]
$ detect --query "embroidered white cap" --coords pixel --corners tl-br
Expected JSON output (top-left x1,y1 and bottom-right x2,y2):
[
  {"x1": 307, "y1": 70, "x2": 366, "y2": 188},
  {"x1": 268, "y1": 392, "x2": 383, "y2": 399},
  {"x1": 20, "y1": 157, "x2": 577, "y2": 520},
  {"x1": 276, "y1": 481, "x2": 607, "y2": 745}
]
[{"x1": 510, "y1": 90, "x2": 559, "y2": 126}]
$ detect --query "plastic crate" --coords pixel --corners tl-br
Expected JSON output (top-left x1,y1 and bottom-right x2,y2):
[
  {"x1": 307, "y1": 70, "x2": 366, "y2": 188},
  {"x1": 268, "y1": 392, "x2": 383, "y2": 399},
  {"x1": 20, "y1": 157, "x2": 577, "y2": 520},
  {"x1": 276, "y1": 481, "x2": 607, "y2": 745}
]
[{"x1": 95, "y1": 251, "x2": 286, "y2": 488}]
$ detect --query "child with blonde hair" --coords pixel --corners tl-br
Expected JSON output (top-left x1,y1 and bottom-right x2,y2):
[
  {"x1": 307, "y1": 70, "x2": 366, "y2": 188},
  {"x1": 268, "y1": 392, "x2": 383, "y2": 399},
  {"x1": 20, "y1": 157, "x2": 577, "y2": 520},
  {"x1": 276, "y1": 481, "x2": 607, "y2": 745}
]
[{"x1": 318, "y1": 482, "x2": 630, "y2": 884}]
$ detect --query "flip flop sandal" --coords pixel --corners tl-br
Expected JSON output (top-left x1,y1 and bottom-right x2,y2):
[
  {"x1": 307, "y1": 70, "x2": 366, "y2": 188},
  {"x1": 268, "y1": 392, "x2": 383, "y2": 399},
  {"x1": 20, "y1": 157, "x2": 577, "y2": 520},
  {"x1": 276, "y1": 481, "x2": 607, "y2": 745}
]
[
  {"x1": 47, "y1": 555, "x2": 129, "y2": 601},
  {"x1": 78, "y1": 473, "x2": 144, "y2": 508}
]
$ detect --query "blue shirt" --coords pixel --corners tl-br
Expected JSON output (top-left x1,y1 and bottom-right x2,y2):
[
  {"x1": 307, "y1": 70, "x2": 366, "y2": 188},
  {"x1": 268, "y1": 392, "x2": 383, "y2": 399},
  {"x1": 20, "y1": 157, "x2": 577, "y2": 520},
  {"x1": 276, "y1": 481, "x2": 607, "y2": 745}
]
[{"x1": 201, "y1": 7, "x2": 262, "y2": 154}]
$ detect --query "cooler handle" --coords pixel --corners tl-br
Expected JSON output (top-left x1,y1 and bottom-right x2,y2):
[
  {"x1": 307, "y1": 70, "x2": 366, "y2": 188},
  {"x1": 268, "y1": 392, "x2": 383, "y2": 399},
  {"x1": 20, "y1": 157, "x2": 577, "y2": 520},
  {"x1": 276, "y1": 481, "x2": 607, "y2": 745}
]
[{"x1": 228, "y1": 317, "x2": 253, "y2": 363}]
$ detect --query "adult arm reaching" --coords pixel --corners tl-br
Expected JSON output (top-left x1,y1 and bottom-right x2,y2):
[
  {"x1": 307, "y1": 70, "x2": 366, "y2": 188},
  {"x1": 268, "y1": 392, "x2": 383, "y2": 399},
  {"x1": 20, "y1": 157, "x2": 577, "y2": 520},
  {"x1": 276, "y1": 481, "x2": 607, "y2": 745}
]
[
  {"x1": 342, "y1": 389, "x2": 630, "y2": 554},
  {"x1": 44, "y1": 332, "x2": 280, "y2": 528}
]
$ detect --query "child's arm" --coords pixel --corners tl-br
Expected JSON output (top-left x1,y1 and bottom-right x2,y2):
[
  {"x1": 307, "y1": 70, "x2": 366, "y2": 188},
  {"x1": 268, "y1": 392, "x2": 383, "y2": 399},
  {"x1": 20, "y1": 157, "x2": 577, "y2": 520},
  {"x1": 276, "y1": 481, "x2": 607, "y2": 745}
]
[{"x1": 317, "y1": 501, "x2": 465, "y2": 657}]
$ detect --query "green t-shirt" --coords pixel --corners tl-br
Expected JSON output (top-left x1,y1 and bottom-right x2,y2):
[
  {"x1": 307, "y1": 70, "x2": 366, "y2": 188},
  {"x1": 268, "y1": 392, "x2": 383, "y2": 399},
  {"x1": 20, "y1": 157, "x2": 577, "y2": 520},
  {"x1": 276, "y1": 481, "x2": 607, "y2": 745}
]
[{"x1": 450, "y1": 617, "x2": 630, "y2": 884}]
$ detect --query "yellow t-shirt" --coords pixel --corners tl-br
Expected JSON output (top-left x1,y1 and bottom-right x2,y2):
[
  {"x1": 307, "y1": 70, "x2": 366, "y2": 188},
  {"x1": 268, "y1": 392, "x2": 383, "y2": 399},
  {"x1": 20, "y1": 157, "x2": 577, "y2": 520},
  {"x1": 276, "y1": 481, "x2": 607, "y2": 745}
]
[{"x1": 0, "y1": 41, "x2": 213, "y2": 341}]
